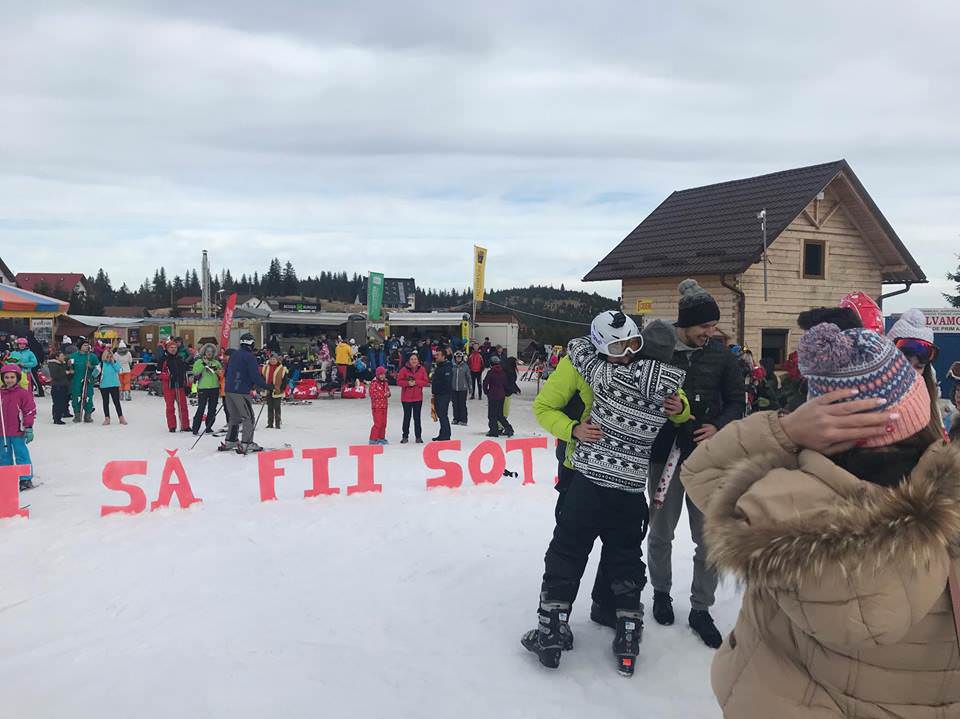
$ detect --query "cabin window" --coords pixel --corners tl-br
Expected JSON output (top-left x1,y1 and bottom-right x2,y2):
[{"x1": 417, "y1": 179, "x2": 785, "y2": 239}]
[
  {"x1": 802, "y1": 239, "x2": 826, "y2": 280},
  {"x1": 761, "y1": 329, "x2": 789, "y2": 369}
]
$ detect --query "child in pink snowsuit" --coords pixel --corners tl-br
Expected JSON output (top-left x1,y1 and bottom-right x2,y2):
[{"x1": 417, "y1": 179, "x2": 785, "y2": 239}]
[
  {"x1": 1, "y1": 364, "x2": 37, "y2": 490},
  {"x1": 369, "y1": 366, "x2": 391, "y2": 445}
]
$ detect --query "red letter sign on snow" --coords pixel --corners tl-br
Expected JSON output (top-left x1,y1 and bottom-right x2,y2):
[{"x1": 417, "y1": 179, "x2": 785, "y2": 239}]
[
  {"x1": 0, "y1": 465, "x2": 31, "y2": 519},
  {"x1": 258, "y1": 448, "x2": 294, "y2": 502},
  {"x1": 506, "y1": 437, "x2": 547, "y2": 486},
  {"x1": 101, "y1": 460, "x2": 149, "y2": 516},
  {"x1": 151, "y1": 450, "x2": 202, "y2": 511},
  {"x1": 302, "y1": 447, "x2": 339, "y2": 498},
  {"x1": 423, "y1": 440, "x2": 463, "y2": 489},
  {"x1": 347, "y1": 445, "x2": 383, "y2": 495},
  {"x1": 468, "y1": 440, "x2": 506, "y2": 485}
]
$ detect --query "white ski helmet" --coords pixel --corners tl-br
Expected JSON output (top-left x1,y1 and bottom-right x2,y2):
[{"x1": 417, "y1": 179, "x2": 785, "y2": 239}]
[
  {"x1": 240, "y1": 332, "x2": 256, "y2": 347},
  {"x1": 590, "y1": 311, "x2": 643, "y2": 358}
]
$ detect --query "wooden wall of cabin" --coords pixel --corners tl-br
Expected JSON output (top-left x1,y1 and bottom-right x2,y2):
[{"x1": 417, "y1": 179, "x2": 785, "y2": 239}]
[
  {"x1": 621, "y1": 274, "x2": 740, "y2": 344},
  {"x1": 740, "y1": 186, "x2": 884, "y2": 360}
]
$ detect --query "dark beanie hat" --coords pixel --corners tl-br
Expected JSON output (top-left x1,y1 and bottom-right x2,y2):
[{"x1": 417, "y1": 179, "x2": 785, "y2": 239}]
[
  {"x1": 640, "y1": 320, "x2": 676, "y2": 363},
  {"x1": 676, "y1": 279, "x2": 720, "y2": 328}
]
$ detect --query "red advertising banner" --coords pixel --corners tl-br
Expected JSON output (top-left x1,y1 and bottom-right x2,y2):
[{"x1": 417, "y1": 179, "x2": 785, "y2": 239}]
[{"x1": 219, "y1": 292, "x2": 238, "y2": 350}]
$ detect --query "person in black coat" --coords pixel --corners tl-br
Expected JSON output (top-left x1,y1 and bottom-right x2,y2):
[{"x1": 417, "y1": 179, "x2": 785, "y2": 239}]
[
  {"x1": 431, "y1": 346, "x2": 454, "y2": 441},
  {"x1": 156, "y1": 341, "x2": 191, "y2": 432}
]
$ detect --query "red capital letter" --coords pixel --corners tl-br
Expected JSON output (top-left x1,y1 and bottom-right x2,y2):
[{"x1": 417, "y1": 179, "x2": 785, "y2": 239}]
[
  {"x1": 423, "y1": 440, "x2": 463, "y2": 489},
  {"x1": 0, "y1": 465, "x2": 31, "y2": 519},
  {"x1": 258, "y1": 448, "x2": 294, "y2": 502},
  {"x1": 468, "y1": 440, "x2": 506, "y2": 485},
  {"x1": 347, "y1": 444, "x2": 383, "y2": 495},
  {"x1": 506, "y1": 437, "x2": 547, "y2": 486},
  {"x1": 302, "y1": 447, "x2": 340, "y2": 498},
  {"x1": 151, "y1": 450, "x2": 202, "y2": 511},
  {"x1": 101, "y1": 460, "x2": 148, "y2": 516}
]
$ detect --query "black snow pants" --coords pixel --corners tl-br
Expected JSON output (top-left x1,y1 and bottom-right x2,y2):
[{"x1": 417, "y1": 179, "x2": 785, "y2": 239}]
[{"x1": 541, "y1": 470, "x2": 648, "y2": 612}]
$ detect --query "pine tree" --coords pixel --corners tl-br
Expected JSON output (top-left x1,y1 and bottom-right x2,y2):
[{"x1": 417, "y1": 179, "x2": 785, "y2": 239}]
[
  {"x1": 115, "y1": 283, "x2": 132, "y2": 307},
  {"x1": 282, "y1": 261, "x2": 298, "y2": 295},
  {"x1": 945, "y1": 254, "x2": 960, "y2": 308}
]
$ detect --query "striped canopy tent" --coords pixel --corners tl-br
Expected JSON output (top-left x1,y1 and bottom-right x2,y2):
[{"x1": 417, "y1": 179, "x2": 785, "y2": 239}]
[{"x1": 0, "y1": 284, "x2": 69, "y2": 318}]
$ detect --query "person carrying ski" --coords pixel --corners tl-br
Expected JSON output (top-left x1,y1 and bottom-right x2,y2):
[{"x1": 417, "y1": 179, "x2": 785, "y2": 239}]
[
  {"x1": 191, "y1": 343, "x2": 222, "y2": 435},
  {"x1": 1, "y1": 364, "x2": 37, "y2": 490},
  {"x1": 115, "y1": 341, "x2": 134, "y2": 401},
  {"x1": 156, "y1": 341, "x2": 190, "y2": 432},
  {"x1": 69, "y1": 339, "x2": 99, "y2": 423},
  {"x1": 369, "y1": 366, "x2": 391, "y2": 445},
  {"x1": 261, "y1": 353, "x2": 288, "y2": 430},
  {"x1": 220, "y1": 333, "x2": 271, "y2": 454},
  {"x1": 47, "y1": 350, "x2": 73, "y2": 424},
  {"x1": 521, "y1": 312, "x2": 689, "y2": 676}
]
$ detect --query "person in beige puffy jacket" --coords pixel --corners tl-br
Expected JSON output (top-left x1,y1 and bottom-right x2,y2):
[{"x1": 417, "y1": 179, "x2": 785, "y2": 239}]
[{"x1": 681, "y1": 322, "x2": 960, "y2": 718}]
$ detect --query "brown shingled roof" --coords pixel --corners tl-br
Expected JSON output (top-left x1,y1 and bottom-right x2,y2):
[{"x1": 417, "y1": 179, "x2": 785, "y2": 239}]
[{"x1": 583, "y1": 160, "x2": 925, "y2": 285}]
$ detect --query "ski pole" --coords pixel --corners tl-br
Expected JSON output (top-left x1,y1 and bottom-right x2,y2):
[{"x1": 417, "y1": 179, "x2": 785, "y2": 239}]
[{"x1": 189, "y1": 394, "x2": 223, "y2": 451}]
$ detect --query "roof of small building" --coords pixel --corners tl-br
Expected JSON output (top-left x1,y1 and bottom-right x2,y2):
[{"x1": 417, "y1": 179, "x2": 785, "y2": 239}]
[
  {"x1": 16, "y1": 272, "x2": 91, "y2": 294},
  {"x1": 584, "y1": 160, "x2": 926, "y2": 284}
]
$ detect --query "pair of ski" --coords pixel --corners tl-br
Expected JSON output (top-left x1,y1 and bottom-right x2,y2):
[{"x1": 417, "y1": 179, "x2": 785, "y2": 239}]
[{"x1": 218, "y1": 442, "x2": 291, "y2": 455}]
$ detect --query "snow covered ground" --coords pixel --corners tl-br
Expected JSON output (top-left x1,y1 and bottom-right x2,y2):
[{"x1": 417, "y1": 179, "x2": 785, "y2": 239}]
[{"x1": 1, "y1": 382, "x2": 738, "y2": 718}]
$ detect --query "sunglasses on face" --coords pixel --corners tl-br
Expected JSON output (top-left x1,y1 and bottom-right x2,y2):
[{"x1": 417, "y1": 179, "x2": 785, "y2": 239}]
[{"x1": 895, "y1": 337, "x2": 937, "y2": 365}]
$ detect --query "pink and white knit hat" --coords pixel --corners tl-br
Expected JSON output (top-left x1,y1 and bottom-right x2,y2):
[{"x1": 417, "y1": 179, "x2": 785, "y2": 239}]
[{"x1": 798, "y1": 323, "x2": 930, "y2": 447}]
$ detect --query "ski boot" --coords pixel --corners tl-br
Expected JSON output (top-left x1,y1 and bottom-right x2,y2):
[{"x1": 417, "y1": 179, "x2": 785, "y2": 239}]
[
  {"x1": 218, "y1": 440, "x2": 240, "y2": 452},
  {"x1": 236, "y1": 442, "x2": 264, "y2": 455},
  {"x1": 612, "y1": 607, "x2": 644, "y2": 677},
  {"x1": 521, "y1": 598, "x2": 573, "y2": 669},
  {"x1": 83, "y1": 412, "x2": 93, "y2": 423},
  {"x1": 19, "y1": 478, "x2": 34, "y2": 491},
  {"x1": 72, "y1": 414, "x2": 81, "y2": 424}
]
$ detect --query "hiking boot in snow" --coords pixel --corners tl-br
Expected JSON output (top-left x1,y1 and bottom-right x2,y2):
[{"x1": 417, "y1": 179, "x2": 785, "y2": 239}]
[
  {"x1": 689, "y1": 610, "x2": 722, "y2": 649},
  {"x1": 521, "y1": 598, "x2": 573, "y2": 669},
  {"x1": 652, "y1": 591, "x2": 674, "y2": 626},
  {"x1": 19, "y1": 478, "x2": 34, "y2": 491},
  {"x1": 400, "y1": 437, "x2": 409, "y2": 444},
  {"x1": 415, "y1": 437, "x2": 423, "y2": 444},
  {"x1": 83, "y1": 412, "x2": 93, "y2": 423},
  {"x1": 612, "y1": 609, "x2": 644, "y2": 677},
  {"x1": 72, "y1": 414, "x2": 81, "y2": 423},
  {"x1": 590, "y1": 601, "x2": 617, "y2": 629}
]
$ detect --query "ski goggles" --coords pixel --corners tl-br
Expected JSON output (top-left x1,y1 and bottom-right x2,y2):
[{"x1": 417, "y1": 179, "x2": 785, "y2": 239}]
[
  {"x1": 606, "y1": 336, "x2": 643, "y2": 358},
  {"x1": 894, "y1": 337, "x2": 937, "y2": 365}
]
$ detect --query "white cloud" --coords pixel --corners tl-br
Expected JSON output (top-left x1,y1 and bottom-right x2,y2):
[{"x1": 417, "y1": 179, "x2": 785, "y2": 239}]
[{"x1": 0, "y1": 2, "x2": 957, "y2": 313}]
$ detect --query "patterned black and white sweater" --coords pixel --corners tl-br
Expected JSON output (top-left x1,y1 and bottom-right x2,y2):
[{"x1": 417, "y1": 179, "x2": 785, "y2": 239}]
[{"x1": 567, "y1": 337, "x2": 686, "y2": 493}]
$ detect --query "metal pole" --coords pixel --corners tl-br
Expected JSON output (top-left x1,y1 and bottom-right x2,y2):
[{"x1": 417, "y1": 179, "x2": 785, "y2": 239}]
[
  {"x1": 758, "y1": 209, "x2": 768, "y2": 302},
  {"x1": 201, "y1": 250, "x2": 211, "y2": 319}
]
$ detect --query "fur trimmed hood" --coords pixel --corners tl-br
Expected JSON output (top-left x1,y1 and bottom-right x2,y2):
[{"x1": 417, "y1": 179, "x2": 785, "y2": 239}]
[{"x1": 705, "y1": 441, "x2": 960, "y2": 588}]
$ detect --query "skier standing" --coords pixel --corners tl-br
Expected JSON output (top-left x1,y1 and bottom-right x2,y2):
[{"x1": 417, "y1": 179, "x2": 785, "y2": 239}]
[
  {"x1": 1, "y1": 364, "x2": 37, "y2": 490},
  {"x1": 47, "y1": 350, "x2": 73, "y2": 424},
  {"x1": 115, "y1": 341, "x2": 134, "y2": 401},
  {"x1": 451, "y1": 351, "x2": 470, "y2": 425},
  {"x1": 261, "y1": 353, "x2": 288, "y2": 430},
  {"x1": 220, "y1": 333, "x2": 271, "y2": 454},
  {"x1": 69, "y1": 339, "x2": 99, "y2": 423},
  {"x1": 368, "y1": 366, "x2": 391, "y2": 445},
  {"x1": 191, "y1": 343, "x2": 222, "y2": 435},
  {"x1": 156, "y1": 341, "x2": 190, "y2": 432},
  {"x1": 521, "y1": 312, "x2": 688, "y2": 676}
]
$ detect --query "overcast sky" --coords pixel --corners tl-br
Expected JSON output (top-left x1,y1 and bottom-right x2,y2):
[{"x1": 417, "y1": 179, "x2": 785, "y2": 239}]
[{"x1": 1, "y1": 1, "x2": 957, "y2": 311}]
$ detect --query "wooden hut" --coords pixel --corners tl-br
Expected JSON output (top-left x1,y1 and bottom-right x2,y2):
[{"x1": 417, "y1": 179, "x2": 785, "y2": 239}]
[{"x1": 583, "y1": 160, "x2": 926, "y2": 365}]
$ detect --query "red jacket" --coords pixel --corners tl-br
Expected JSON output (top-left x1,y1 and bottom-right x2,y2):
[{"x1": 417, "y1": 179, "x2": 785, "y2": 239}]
[
  {"x1": 397, "y1": 364, "x2": 429, "y2": 403},
  {"x1": 369, "y1": 378, "x2": 391, "y2": 410},
  {"x1": 468, "y1": 351, "x2": 484, "y2": 372}
]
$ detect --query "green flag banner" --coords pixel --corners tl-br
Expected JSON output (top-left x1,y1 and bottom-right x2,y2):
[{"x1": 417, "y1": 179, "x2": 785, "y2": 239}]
[{"x1": 367, "y1": 272, "x2": 385, "y2": 321}]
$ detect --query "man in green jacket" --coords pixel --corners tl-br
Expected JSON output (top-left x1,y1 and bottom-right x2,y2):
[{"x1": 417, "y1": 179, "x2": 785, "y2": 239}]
[{"x1": 533, "y1": 353, "x2": 621, "y2": 627}]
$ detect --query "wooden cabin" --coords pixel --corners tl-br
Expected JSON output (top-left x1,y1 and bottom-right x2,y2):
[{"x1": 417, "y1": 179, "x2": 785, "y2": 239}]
[{"x1": 583, "y1": 160, "x2": 926, "y2": 366}]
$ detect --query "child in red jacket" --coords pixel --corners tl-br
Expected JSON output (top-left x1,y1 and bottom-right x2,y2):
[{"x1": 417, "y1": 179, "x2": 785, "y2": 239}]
[{"x1": 369, "y1": 366, "x2": 391, "y2": 445}]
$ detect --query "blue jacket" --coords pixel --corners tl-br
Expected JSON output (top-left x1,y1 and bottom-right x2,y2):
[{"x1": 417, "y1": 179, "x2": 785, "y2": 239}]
[
  {"x1": 99, "y1": 360, "x2": 122, "y2": 389},
  {"x1": 225, "y1": 347, "x2": 270, "y2": 394}
]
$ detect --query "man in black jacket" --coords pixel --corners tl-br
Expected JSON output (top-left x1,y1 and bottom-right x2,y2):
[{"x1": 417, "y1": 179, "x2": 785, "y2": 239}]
[
  {"x1": 431, "y1": 346, "x2": 453, "y2": 442},
  {"x1": 647, "y1": 279, "x2": 745, "y2": 649}
]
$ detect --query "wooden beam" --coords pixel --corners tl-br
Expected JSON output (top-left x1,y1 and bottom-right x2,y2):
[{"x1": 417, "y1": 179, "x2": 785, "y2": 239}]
[
  {"x1": 819, "y1": 202, "x2": 843, "y2": 228},
  {"x1": 801, "y1": 208, "x2": 819, "y2": 228}
]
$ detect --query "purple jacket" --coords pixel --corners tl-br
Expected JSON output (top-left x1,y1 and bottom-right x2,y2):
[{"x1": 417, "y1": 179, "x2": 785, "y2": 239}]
[
  {"x1": 482, "y1": 365, "x2": 508, "y2": 401},
  {"x1": 1, "y1": 384, "x2": 36, "y2": 437}
]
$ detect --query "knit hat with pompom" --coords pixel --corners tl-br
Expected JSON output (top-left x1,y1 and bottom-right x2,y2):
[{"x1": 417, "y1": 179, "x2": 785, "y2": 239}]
[
  {"x1": 676, "y1": 278, "x2": 720, "y2": 328},
  {"x1": 798, "y1": 323, "x2": 930, "y2": 447},
  {"x1": 886, "y1": 308, "x2": 934, "y2": 344}
]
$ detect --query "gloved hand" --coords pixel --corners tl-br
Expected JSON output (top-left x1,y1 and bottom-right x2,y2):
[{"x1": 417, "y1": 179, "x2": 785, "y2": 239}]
[{"x1": 23, "y1": 428, "x2": 34, "y2": 444}]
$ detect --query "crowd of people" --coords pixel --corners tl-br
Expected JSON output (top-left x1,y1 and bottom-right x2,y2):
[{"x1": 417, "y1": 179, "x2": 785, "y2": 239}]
[{"x1": 521, "y1": 279, "x2": 960, "y2": 716}]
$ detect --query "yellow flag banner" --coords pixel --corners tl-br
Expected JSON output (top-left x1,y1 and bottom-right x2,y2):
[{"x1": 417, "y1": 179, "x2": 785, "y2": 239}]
[{"x1": 473, "y1": 245, "x2": 487, "y2": 303}]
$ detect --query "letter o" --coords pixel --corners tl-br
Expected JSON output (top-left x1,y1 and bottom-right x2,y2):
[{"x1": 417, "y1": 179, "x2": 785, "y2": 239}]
[{"x1": 468, "y1": 440, "x2": 506, "y2": 485}]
